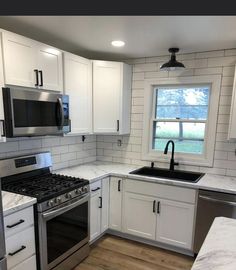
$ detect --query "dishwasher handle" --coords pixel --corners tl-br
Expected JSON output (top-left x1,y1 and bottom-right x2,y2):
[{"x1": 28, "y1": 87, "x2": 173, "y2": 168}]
[{"x1": 199, "y1": 195, "x2": 236, "y2": 207}]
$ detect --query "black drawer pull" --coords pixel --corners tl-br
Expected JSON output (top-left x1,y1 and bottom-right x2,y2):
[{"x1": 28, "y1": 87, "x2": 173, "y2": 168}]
[
  {"x1": 157, "y1": 201, "x2": 160, "y2": 214},
  {"x1": 153, "y1": 200, "x2": 156, "y2": 213},
  {"x1": 7, "y1": 219, "x2": 25, "y2": 228},
  {"x1": 99, "y1": 196, "x2": 103, "y2": 208},
  {"x1": 8, "y1": 245, "x2": 26, "y2": 256},
  {"x1": 91, "y1": 187, "x2": 100, "y2": 192},
  {"x1": 118, "y1": 180, "x2": 121, "y2": 192},
  {"x1": 34, "y1": 69, "x2": 39, "y2": 86},
  {"x1": 39, "y1": 70, "x2": 43, "y2": 86}
]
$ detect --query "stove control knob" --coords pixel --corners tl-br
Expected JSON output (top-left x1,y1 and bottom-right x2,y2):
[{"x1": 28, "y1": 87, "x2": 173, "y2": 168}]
[
  {"x1": 48, "y1": 200, "x2": 54, "y2": 207},
  {"x1": 83, "y1": 186, "x2": 88, "y2": 193},
  {"x1": 56, "y1": 197, "x2": 61, "y2": 203},
  {"x1": 66, "y1": 192, "x2": 72, "y2": 199}
]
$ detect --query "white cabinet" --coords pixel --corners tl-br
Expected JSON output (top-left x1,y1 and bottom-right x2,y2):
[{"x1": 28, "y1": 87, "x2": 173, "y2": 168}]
[
  {"x1": 123, "y1": 179, "x2": 196, "y2": 250},
  {"x1": 228, "y1": 65, "x2": 236, "y2": 139},
  {"x1": 101, "y1": 177, "x2": 109, "y2": 233},
  {"x1": 109, "y1": 177, "x2": 122, "y2": 231},
  {"x1": 155, "y1": 199, "x2": 195, "y2": 250},
  {"x1": 2, "y1": 30, "x2": 63, "y2": 92},
  {"x1": 123, "y1": 193, "x2": 157, "y2": 240},
  {"x1": 0, "y1": 33, "x2": 6, "y2": 142},
  {"x1": 93, "y1": 60, "x2": 132, "y2": 134},
  {"x1": 89, "y1": 178, "x2": 109, "y2": 242},
  {"x1": 90, "y1": 185, "x2": 101, "y2": 241},
  {"x1": 37, "y1": 44, "x2": 63, "y2": 91},
  {"x1": 64, "y1": 53, "x2": 92, "y2": 134},
  {"x1": 2, "y1": 31, "x2": 36, "y2": 88},
  {"x1": 4, "y1": 206, "x2": 36, "y2": 270}
]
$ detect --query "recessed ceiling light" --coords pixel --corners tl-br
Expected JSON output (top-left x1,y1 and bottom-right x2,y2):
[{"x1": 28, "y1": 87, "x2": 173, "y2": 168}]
[{"x1": 111, "y1": 40, "x2": 125, "y2": 47}]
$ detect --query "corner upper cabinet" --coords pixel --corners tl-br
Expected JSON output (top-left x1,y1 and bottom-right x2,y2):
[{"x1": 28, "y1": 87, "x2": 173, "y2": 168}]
[
  {"x1": 228, "y1": 65, "x2": 236, "y2": 139},
  {"x1": 93, "y1": 60, "x2": 132, "y2": 134},
  {"x1": 64, "y1": 53, "x2": 92, "y2": 134},
  {"x1": 2, "y1": 31, "x2": 63, "y2": 92}
]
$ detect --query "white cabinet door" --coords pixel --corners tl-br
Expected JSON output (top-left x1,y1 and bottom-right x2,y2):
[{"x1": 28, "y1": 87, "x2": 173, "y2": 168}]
[
  {"x1": 228, "y1": 65, "x2": 236, "y2": 139},
  {"x1": 37, "y1": 44, "x2": 63, "y2": 92},
  {"x1": 0, "y1": 33, "x2": 6, "y2": 142},
  {"x1": 156, "y1": 199, "x2": 195, "y2": 250},
  {"x1": 109, "y1": 177, "x2": 122, "y2": 231},
  {"x1": 93, "y1": 61, "x2": 121, "y2": 133},
  {"x1": 90, "y1": 190, "x2": 101, "y2": 241},
  {"x1": 2, "y1": 31, "x2": 37, "y2": 88},
  {"x1": 101, "y1": 177, "x2": 109, "y2": 233},
  {"x1": 123, "y1": 192, "x2": 157, "y2": 240},
  {"x1": 64, "y1": 53, "x2": 92, "y2": 134}
]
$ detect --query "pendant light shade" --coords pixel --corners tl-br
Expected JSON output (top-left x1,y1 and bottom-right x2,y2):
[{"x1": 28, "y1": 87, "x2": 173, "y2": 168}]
[{"x1": 160, "y1": 48, "x2": 185, "y2": 71}]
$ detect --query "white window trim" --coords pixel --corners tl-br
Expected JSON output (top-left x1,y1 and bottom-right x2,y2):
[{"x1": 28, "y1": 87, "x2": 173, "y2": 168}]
[{"x1": 142, "y1": 75, "x2": 222, "y2": 167}]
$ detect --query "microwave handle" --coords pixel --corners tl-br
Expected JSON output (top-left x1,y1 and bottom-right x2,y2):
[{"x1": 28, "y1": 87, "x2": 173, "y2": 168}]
[{"x1": 57, "y1": 98, "x2": 64, "y2": 129}]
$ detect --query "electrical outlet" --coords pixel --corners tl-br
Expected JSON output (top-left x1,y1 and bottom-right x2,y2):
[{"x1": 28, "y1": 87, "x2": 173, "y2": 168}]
[{"x1": 117, "y1": 139, "x2": 122, "y2": 147}]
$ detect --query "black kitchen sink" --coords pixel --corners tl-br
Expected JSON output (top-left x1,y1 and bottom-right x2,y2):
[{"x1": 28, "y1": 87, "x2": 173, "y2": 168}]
[{"x1": 129, "y1": 166, "x2": 204, "y2": 183}]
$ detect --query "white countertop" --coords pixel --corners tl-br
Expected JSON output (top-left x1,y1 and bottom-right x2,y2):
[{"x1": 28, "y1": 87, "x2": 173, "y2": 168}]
[
  {"x1": 56, "y1": 161, "x2": 236, "y2": 194},
  {"x1": 2, "y1": 191, "x2": 36, "y2": 216},
  {"x1": 192, "y1": 217, "x2": 236, "y2": 270}
]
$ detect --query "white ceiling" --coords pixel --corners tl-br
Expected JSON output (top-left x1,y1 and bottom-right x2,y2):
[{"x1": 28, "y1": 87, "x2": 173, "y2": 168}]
[{"x1": 0, "y1": 16, "x2": 236, "y2": 60}]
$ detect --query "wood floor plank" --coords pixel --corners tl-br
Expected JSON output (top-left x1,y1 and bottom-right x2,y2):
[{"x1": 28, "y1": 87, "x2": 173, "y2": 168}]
[{"x1": 74, "y1": 235, "x2": 194, "y2": 270}]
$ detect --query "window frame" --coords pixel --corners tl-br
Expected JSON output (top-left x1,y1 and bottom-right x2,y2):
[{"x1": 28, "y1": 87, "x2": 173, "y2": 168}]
[{"x1": 142, "y1": 76, "x2": 221, "y2": 167}]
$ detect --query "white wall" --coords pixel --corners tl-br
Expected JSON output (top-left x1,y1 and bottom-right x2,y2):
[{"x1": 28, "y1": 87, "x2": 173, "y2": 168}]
[
  {"x1": 97, "y1": 49, "x2": 236, "y2": 177},
  {"x1": 0, "y1": 135, "x2": 96, "y2": 170}
]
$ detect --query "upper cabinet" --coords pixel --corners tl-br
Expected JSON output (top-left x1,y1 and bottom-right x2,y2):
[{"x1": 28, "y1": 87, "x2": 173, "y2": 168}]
[
  {"x1": 2, "y1": 31, "x2": 63, "y2": 92},
  {"x1": 64, "y1": 52, "x2": 92, "y2": 134},
  {"x1": 228, "y1": 65, "x2": 236, "y2": 139},
  {"x1": 0, "y1": 33, "x2": 6, "y2": 142},
  {"x1": 93, "y1": 60, "x2": 132, "y2": 135}
]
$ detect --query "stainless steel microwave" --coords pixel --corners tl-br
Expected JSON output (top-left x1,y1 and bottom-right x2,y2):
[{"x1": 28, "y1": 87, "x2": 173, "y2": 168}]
[{"x1": 2, "y1": 87, "x2": 71, "y2": 137}]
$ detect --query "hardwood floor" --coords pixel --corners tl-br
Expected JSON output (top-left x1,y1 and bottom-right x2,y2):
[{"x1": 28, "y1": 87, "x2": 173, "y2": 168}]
[{"x1": 75, "y1": 235, "x2": 194, "y2": 270}]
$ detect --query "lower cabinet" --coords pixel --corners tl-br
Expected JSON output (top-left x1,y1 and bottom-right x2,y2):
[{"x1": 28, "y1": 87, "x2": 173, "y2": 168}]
[
  {"x1": 90, "y1": 177, "x2": 109, "y2": 242},
  {"x1": 155, "y1": 199, "x2": 195, "y2": 249},
  {"x1": 109, "y1": 177, "x2": 122, "y2": 231},
  {"x1": 122, "y1": 179, "x2": 196, "y2": 251},
  {"x1": 123, "y1": 193, "x2": 157, "y2": 240},
  {"x1": 4, "y1": 206, "x2": 36, "y2": 270}
]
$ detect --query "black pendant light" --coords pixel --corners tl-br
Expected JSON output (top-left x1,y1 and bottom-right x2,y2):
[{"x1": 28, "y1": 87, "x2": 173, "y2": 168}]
[{"x1": 160, "y1": 48, "x2": 185, "y2": 71}]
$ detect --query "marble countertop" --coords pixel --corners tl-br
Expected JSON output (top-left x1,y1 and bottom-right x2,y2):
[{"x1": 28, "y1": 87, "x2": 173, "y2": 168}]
[
  {"x1": 56, "y1": 161, "x2": 236, "y2": 194},
  {"x1": 192, "y1": 217, "x2": 236, "y2": 270},
  {"x1": 2, "y1": 191, "x2": 36, "y2": 217}
]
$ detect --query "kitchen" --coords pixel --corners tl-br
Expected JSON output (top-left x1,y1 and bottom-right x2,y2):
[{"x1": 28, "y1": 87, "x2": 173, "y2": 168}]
[{"x1": 0, "y1": 15, "x2": 236, "y2": 270}]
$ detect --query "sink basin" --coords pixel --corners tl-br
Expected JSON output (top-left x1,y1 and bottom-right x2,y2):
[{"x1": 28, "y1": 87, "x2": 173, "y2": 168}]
[{"x1": 129, "y1": 166, "x2": 204, "y2": 183}]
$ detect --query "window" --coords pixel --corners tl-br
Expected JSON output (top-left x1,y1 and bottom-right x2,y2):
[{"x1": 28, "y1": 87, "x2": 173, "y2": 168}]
[
  {"x1": 142, "y1": 76, "x2": 221, "y2": 167},
  {"x1": 152, "y1": 86, "x2": 210, "y2": 155}
]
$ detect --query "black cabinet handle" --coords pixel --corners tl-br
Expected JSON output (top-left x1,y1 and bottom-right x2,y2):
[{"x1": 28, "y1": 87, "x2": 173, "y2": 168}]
[
  {"x1": 157, "y1": 201, "x2": 160, "y2": 214},
  {"x1": 117, "y1": 120, "x2": 119, "y2": 132},
  {"x1": 153, "y1": 200, "x2": 156, "y2": 213},
  {"x1": 34, "y1": 69, "x2": 39, "y2": 86},
  {"x1": 118, "y1": 180, "x2": 121, "y2": 192},
  {"x1": 39, "y1": 70, "x2": 43, "y2": 86},
  {"x1": 0, "y1": 120, "x2": 5, "y2": 137},
  {"x1": 7, "y1": 219, "x2": 25, "y2": 228},
  {"x1": 91, "y1": 187, "x2": 101, "y2": 192},
  {"x1": 8, "y1": 245, "x2": 26, "y2": 256},
  {"x1": 99, "y1": 196, "x2": 102, "y2": 208}
]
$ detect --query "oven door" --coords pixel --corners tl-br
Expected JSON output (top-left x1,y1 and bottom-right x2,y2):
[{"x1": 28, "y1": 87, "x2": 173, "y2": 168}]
[
  {"x1": 38, "y1": 194, "x2": 89, "y2": 270},
  {"x1": 2, "y1": 87, "x2": 70, "y2": 137}
]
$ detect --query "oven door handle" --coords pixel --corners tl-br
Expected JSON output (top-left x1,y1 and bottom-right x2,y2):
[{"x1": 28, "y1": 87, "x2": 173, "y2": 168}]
[{"x1": 42, "y1": 194, "x2": 89, "y2": 220}]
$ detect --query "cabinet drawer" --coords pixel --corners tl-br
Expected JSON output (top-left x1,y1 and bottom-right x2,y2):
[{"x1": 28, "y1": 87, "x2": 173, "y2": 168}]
[
  {"x1": 90, "y1": 180, "x2": 102, "y2": 194},
  {"x1": 4, "y1": 207, "x2": 34, "y2": 238},
  {"x1": 125, "y1": 179, "x2": 196, "y2": 204},
  {"x1": 10, "y1": 255, "x2": 36, "y2": 270},
  {"x1": 6, "y1": 227, "x2": 35, "y2": 269}
]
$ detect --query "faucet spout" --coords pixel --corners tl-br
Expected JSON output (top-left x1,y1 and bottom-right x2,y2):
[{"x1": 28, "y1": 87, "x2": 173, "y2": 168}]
[{"x1": 163, "y1": 140, "x2": 179, "y2": 170}]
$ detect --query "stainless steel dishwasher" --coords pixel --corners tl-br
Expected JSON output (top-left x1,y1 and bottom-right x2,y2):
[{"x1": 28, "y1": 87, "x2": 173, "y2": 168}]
[{"x1": 194, "y1": 189, "x2": 236, "y2": 253}]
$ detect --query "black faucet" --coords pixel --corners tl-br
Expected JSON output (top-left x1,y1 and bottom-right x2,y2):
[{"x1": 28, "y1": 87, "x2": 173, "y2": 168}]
[{"x1": 164, "y1": 140, "x2": 179, "y2": 171}]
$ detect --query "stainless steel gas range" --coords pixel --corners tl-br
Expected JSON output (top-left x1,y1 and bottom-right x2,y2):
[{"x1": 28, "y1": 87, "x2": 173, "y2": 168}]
[
  {"x1": 0, "y1": 180, "x2": 6, "y2": 270},
  {"x1": 0, "y1": 152, "x2": 90, "y2": 270}
]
